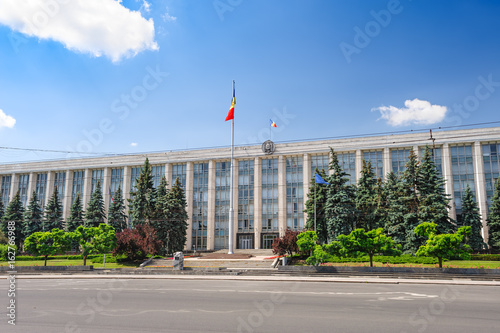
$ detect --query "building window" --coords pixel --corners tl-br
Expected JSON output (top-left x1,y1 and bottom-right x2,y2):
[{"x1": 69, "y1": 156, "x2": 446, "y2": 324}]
[
  {"x1": 54, "y1": 172, "x2": 66, "y2": 207},
  {"x1": 363, "y1": 150, "x2": 384, "y2": 179},
  {"x1": 35, "y1": 173, "x2": 47, "y2": 209},
  {"x1": 1, "y1": 176, "x2": 12, "y2": 207},
  {"x1": 110, "y1": 168, "x2": 124, "y2": 203},
  {"x1": 261, "y1": 233, "x2": 278, "y2": 250},
  {"x1": 18, "y1": 174, "x2": 29, "y2": 208},
  {"x1": 72, "y1": 170, "x2": 85, "y2": 204},
  {"x1": 310, "y1": 154, "x2": 329, "y2": 178},
  {"x1": 238, "y1": 160, "x2": 254, "y2": 233},
  {"x1": 151, "y1": 165, "x2": 165, "y2": 188},
  {"x1": 451, "y1": 144, "x2": 475, "y2": 223},
  {"x1": 391, "y1": 148, "x2": 411, "y2": 174},
  {"x1": 91, "y1": 169, "x2": 104, "y2": 194},
  {"x1": 286, "y1": 156, "x2": 304, "y2": 230},
  {"x1": 483, "y1": 143, "x2": 500, "y2": 209},
  {"x1": 262, "y1": 158, "x2": 279, "y2": 233},
  {"x1": 130, "y1": 167, "x2": 142, "y2": 191},
  {"x1": 338, "y1": 152, "x2": 356, "y2": 185},
  {"x1": 215, "y1": 161, "x2": 230, "y2": 250},
  {"x1": 172, "y1": 164, "x2": 187, "y2": 189},
  {"x1": 192, "y1": 163, "x2": 209, "y2": 250}
]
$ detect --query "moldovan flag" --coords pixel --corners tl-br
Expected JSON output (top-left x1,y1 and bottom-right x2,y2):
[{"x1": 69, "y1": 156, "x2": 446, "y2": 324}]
[
  {"x1": 270, "y1": 119, "x2": 277, "y2": 127},
  {"x1": 225, "y1": 85, "x2": 235, "y2": 121}
]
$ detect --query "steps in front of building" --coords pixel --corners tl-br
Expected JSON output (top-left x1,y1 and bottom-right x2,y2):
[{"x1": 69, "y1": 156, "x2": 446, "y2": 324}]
[{"x1": 209, "y1": 249, "x2": 274, "y2": 257}]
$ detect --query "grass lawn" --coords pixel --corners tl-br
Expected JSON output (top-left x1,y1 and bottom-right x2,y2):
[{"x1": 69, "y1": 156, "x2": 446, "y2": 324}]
[{"x1": 0, "y1": 259, "x2": 140, "y2": 269}]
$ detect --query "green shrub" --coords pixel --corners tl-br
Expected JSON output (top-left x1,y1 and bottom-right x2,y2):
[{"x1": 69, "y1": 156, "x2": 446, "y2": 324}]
[
  {"x1": 91, "y1": 255, "x2": 117, "y2": 264},
  {"x1": 0, "y1": 244, "x2": 16, "y2": 260},
  {"x1": 470, "y1": 254, "x2": 500, "y2": 261}
]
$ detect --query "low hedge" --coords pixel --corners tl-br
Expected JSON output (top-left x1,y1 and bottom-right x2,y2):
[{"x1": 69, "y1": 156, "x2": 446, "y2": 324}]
[
  {"x1": 470, "y1": 254, "x2": 500, "y2": 261},
  {"x1": 318, "y1": 254, "x2": 440, "y2": 265}
]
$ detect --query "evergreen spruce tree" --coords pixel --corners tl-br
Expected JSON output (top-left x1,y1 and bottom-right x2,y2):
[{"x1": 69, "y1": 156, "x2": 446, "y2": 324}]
[
  {"x1": 418, "y1": 146, "x2": 454, "y2": 234},
  {"x1": 107, "y1": 184, "x2": 128, "y2": 232},
  {"x1": 1, "y1": 191, "x2": 25, "y2": 251},
  {"x1": 23, "y1": 191, "x2": 43, "y2": 237},
  {"x1": 384, "y1": 172, "x2": 407, "y2": 246},
  {"x1": 66, "y1": 192, "x2": 85, "y2": 232},
  {"x1": 305, "y1": 168, "x2": 329, "y2": 244},
  {"x1": 461, "y1": 184, "x2": 486, "y2": 251},
  {"x1": 324, "y1": 148, "x2": 356, "y2": 242},
  {"x1": 84, "y1": 181, "x2": 106, "y2": 227},
  {"x1": 0, "y1": 199, "x2": 4, "y2": 221},
  {"x1": 128, "y1": 158, "x2": 156, "y2": 227},
  {"x1": 164, "y1": 177, "x2": 189, "y2": 253},
  {"x1": 355, "y1": 160, "x2": 379, "y2": 230},
  {"x1": 44, "y1": 187, "x2": 64, "y2": 231},
  {"x1": 400, "y1": 149, "x2": 422, "y2": 253},
  {"x1": 487, "y1": 178, "x2": 500, "y2": 251},
  {"x1": 374, "y1": 177, "x2": 388, "y2": 229}
]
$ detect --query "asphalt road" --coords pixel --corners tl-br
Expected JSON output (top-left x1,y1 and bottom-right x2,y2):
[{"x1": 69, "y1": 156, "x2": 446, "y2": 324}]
[{"x1": 1, "y1": 278, "x2": 499, "y2": 333}]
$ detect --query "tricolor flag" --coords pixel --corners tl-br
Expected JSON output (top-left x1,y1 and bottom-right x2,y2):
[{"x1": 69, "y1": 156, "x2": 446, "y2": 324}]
[
  {"x1": 270, "y1": 119, "x2": 277, "y2": 128},
  {"x1": 225, "y1": 84, "x2": 235, "y2": 121},
  {"x1": 109, "y1": 187, "x2": 115, "y2": 204}
]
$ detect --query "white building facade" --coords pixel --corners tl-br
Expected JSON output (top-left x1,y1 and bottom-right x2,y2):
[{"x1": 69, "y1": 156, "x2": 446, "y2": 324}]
[{"x1": 1, "y1": 126, "x2": 499, "y2": 250}]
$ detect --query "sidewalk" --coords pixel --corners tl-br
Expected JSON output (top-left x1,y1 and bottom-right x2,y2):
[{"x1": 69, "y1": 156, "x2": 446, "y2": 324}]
[{"x1": 9, "y1": 273, "x2": 500, "y2": 286}]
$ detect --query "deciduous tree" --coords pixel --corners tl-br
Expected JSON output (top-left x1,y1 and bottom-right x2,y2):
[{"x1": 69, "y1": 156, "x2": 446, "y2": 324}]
[{"x1": 24, "y1": 229, "x2": 71, "y2": 266}]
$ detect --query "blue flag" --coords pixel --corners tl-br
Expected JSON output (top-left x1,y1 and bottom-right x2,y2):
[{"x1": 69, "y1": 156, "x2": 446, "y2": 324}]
[{"x1": 315, "y1": 173, "x2": 330, "y2": 185}]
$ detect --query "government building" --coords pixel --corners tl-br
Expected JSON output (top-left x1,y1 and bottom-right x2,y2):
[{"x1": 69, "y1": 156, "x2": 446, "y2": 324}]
[{"x1": 1, "y1": 126, "x2": 499, "y2": 250}]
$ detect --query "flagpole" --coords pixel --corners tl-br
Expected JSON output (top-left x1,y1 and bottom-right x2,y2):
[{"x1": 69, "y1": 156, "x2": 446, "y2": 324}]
[{"x1": 228, "y1": 80, "x2": 235, "y2": 254}]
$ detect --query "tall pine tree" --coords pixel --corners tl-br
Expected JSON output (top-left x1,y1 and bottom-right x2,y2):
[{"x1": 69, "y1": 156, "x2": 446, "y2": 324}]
[
  {"x1": 418, "y1": 146, "x2": 454, "y2": 234},
  {"x1": 355, "y1": 160, "x2": 379, "y2": 230},
  {"x1": 487, "y1": 178, "x2": 500, "y2": 251},
  {"x1": 1, "y1": 191, "x2": 25, "y2": 251},
  {"x1": 324, "y1": 148, "x2": 356, "y2": 242},
  {"x1": 305, "y1": 168, "x2": 329, "y2": 244},
  {"x1": 384, "y1": 172, "x2": 407, "y2": 246},
  {"x1": 84, "y1": 181, "x2": 106, "y2": 227},
  {"x1": 66, "y1": 192, "x2": 84, "y2": 232},
  {"x1": 23, "y1": 191, "x2": 43, "y2": 237},
  {"x1": 44, "y1": 187, "x2": 63, "y2": 231},
  {"x1": 461, "y1": 184, "x2": 485, "y2": 251},
  {"x1": 108, "y1": 184, "x2": 128, "y2": 232},
  {"x1": 163, "y1": 177, "x2": 189, "y2": 253},
  {"x1": 128, "y1": 158, "x2": 156, "y2": 227}
]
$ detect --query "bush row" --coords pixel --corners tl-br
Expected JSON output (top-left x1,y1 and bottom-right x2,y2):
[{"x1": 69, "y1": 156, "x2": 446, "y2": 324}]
[
  {"x1": 321, "y1": 255, "x2": 440, "y2": 265},
  {"x1": 470, "y1": 254, "x2": 500, "y2": 261}
]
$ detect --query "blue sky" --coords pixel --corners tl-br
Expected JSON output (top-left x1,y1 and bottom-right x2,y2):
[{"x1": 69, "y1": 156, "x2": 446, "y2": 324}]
[{"x1": 0, "y1": 0, "x2": 499, "y2": 163}]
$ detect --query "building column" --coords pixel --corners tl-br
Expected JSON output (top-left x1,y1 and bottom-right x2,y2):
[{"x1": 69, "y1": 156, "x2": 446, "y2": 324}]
[
  {"x1": 185, "y1": 162, "x2": 194, "y2": 251},
  {"x1": 166, "y1": 163, "x2": 172, "y2": 188},
  {"x1": 27, "y1": 172, "x2": 36, "y2": 203},
  {"x1": 473, "y1": 142, "x2": 488, "y2": 243},
  {"x1": 383, "y1": 148, "x2": 391, "y2": 180},
  {"x1": 45, "y1": 171, "x2": 54, "y2": 207},
  {"x1": 82, "y1": 168, "x2": 92, "y2": 211},
  {"x1": 9, "y1": 173, "x2": 16, "y2": 202},
  {"x1": 355, "y1": 150, "x2": 363, "y2": 183},
  {"x1": 207, "y1": 160, "x2": 216, "y2": 250},
  {"x1": 232, "y1": 159, "x2": 239, "y2": 249},
  {"x1": 302, "y1": 154, "x2": 311, "y2": 224},
  {"x1": 278, "y1": 155, "x2": 286, "y2": 236},
  {"x1": 102, "y1": 168, "x2": 111, "y2": 214},
  {"x1": 63, "y1": 170, "x2": 73, "y2": 220},
  {"x1": 254, "y1": 157, "x2": 262, "y2": 249},
  {"x1": 442, "y1": 143, "x2": 456, "y2": 220}
]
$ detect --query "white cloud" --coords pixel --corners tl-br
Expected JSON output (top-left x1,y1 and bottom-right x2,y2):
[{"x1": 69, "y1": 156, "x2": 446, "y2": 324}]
[
  {"x1": 373, "y1": 99, "x2": 447, "y2": 126},
  {"x1": 140, "y1": 1, "x2": 151, "y2": 14},
  {"x1": 162, "y1": 9, "x2": 177, "y2": 22},
  {"x1": 130, "y1": 142, "x2": 138, "y2": 147},
  {"x1": 0, "y1": 0, "x2": 158, "y2": 62},
  {"x1": 0, "y1": 109, "x2": 16, "y2": 129}
]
